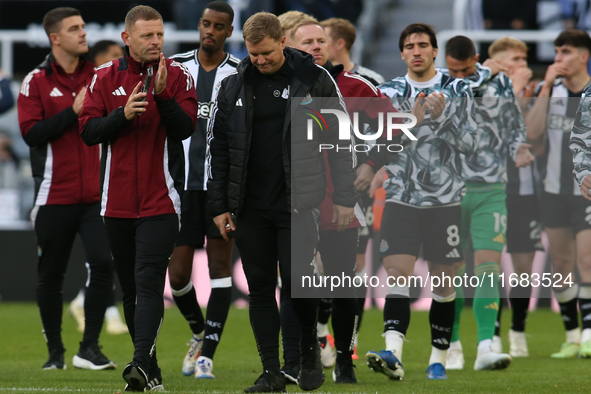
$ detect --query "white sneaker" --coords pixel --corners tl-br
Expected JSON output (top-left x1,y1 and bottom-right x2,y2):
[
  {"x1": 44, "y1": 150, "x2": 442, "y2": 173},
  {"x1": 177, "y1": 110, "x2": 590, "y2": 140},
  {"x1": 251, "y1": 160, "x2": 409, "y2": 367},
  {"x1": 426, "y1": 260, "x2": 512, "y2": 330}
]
[
  {"x1": 182, "y1": 336, "x2": 203, "y2": 376},
  {"x1": 474, "y1": 351, "x2": 512, "y2": 371},
  {"x1": 319, "y1": 334, "x2": 336, "y2": 368},
  {"x1": 446, "y1": 341, "x2": 464, "y2": 370},
  {"x1": 68, "y1": 298, "x2": 85, "y2": 333},
  {"x1": 195, "y1": 356, "x2": 215, "y2": 379},
  {"x1": 491, "y1": 335, "x2": 503, "y2": 354},
  {"x1": 509, "y1": 329, "x2": 528, "y2": 357},
  {"x1": 105, "y1": 307, "x2": 128, "y2": 335}
]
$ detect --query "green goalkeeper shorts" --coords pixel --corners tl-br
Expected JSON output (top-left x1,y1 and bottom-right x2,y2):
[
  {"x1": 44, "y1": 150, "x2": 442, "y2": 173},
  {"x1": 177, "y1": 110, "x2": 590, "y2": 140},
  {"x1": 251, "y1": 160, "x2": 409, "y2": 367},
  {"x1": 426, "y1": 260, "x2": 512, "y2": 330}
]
[{"x1": 460, "y1": 182, "x2": 507, "y2": 253}]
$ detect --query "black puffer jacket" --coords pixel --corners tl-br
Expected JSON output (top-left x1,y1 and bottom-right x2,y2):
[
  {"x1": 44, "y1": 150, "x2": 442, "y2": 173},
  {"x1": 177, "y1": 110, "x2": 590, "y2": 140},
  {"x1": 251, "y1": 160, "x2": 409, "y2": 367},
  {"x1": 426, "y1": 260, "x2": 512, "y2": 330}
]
[{"x1": 207, "y1": 47, "x2": 356, "y2": 217}]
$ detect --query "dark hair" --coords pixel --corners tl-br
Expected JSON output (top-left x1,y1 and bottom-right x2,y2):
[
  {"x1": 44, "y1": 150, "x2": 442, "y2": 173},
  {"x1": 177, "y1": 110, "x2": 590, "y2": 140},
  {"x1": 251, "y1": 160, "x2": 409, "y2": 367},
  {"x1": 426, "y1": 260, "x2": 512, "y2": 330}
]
[
  {"x1": 554, "y1": 30, "x2": 591, "y2": 54},
  {"x1": 243, "y1": 12, "x2": 283, "y2": 44},
  {"x1": 42, "y1": 7, "x2": 81, "y2": 37},
  {"x1": 399, "y1": 23, "x2": 437, "y2": 52},
  {"x1": 445, "y1": 35, "x2": 476, "y2": 60},
  {"x1": 125, "y1": 5, "x2": 163, "y2": 32},
  {"x1": 204, "y1": 1, "x2": 234, "y2": 24},
  {"x1": 89, "y1": 40, "x2": 120, "y2": 63}
]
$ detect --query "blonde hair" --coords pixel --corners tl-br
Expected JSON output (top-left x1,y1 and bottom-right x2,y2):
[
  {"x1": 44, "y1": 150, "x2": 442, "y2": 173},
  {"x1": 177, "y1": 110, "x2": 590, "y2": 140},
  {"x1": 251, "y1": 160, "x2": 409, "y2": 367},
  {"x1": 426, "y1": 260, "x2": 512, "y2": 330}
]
[
  {"x1": 278, "y1": 11, "x2": 317, "y2": 33},
  {"x1": 488, "y1": 37, "x2": 528, "y2": 58}
]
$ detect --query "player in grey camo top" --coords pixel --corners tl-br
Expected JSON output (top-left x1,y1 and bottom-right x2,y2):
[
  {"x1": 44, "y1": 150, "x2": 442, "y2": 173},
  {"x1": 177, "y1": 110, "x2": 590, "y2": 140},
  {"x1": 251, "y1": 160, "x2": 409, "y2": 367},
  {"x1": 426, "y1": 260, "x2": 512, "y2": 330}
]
[
  {"x1": 440, "y1": 36, "x2": 534, "y2": 372},
  {"x1": 377, "y1": 58, "x2": 477, "y2": 207},
  {"x1": 440, "y1": 60, "x2": 532, "y2": 184},
  {"x1": 571, "y1": 84, "x2": 591, "y2": 194}
]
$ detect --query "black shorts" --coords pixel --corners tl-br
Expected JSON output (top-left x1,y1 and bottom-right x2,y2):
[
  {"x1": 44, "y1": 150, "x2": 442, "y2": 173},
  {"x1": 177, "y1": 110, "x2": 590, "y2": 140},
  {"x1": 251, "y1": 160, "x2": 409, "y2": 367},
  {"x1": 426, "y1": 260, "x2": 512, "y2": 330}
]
[
  {"x1": 379, "y1": 202, "x2": 463, "y2": 264},
  {"x1": 540, "y1": 192, "x2": 591, "y2": 235},
  {"x1": 506, "y1": 194, "x2": 544, "y2": 254},
  {"x1": 177, "y1": 190, "x2": 221, "y2": 248}
]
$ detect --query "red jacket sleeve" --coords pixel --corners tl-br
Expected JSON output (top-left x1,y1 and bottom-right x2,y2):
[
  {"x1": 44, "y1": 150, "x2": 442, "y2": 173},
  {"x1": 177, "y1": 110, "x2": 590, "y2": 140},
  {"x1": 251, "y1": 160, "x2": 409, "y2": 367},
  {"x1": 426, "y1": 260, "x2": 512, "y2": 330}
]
[
  {"x1": 345, "y1": 74, "x2": 401, "y2": 170},
  {"x1": 153, "y1": 60, "x2": 197, "y2": 140},
  {"x1": 79, "y1": 72, "x2": 130, "y2": 146},
  {"x1": 19, "y1": 71, "x2": 78, "y2": 147}
]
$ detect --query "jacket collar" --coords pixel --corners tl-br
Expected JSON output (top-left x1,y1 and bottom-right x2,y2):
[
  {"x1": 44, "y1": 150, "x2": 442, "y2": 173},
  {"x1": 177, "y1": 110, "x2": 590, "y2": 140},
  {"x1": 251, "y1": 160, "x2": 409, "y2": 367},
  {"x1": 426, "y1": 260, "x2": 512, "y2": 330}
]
[
  {"x1": 323, "y1": 60, "x2": 344, "y2": 79},
  {"x1": 237, "y1": 47, "x2": 320, "y2": 83},
  {"x1": 38, "y1": 52, "x2": 90, "y2": 76},
  {"x1": 122, "y1": 46, "x2": 160, "y2": 75}
]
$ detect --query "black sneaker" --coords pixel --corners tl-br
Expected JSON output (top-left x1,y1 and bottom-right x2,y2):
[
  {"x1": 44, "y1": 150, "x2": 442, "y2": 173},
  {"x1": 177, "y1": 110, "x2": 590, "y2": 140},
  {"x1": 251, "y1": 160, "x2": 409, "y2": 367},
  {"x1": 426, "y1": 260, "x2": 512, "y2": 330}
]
[
  {"x1": 73, "y1": 342, "x2": 116, "y2": 370},
  {"x1": 281, "y1": 363, "x2": 299, "y2": 385},
  {"x1": 147, "y1": 355, "x2": 164, "y2": 391},
  {"x1": 123, "y1": 362, "x2": 148, "y2": 392},
  {"x1": 332, "y1": 362, "x2": 357, "y2": 384},
  {"x1": 42, "y1": 348, "x2": 66, "y2": 370},
  {"x1": 244, "y1": 371, "x2": 287, "y2": 393},
  {"x1": 298, "y1": 342, "x2": 325, "y2": 391}
]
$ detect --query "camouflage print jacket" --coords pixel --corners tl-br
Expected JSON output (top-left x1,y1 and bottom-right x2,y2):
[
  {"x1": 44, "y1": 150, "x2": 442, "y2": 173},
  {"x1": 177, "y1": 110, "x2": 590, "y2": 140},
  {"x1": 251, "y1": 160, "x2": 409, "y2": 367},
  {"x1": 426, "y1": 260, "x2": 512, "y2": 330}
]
[
  {"x1": 378, "y1": 71, "x2": 477, "y2": 207},
  {"x1": 570, "y1": 83, "x2": 591, "y2": 185},
  {"x1": 439, "y1": 63, "x2": 527, "y2": 184}
]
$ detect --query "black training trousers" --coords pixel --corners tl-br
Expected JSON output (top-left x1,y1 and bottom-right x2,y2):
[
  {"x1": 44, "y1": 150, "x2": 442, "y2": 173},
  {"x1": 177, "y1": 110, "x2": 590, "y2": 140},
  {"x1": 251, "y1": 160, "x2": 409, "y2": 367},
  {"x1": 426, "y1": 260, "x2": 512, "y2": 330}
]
[
  {"x1": 317, "y1": 228, "x2": 360, "y2": 361},
  {"x1": 104, "y1": 214, "x2": 179, "y2": 371},
  {"x1": 34, "y1": 203, "x2": 113, "y2": 352},
  {"x1": 235, "y1": 208, "x2": 319, "y2": 373}
]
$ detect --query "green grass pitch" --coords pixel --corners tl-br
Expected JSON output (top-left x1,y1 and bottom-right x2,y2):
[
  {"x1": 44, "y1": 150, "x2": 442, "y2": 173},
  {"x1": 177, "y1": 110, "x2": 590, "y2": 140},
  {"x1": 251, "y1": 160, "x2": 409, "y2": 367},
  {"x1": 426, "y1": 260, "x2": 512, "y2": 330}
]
[{"x1": 0, "y1": 303, "x2": 589, "y2": 393}]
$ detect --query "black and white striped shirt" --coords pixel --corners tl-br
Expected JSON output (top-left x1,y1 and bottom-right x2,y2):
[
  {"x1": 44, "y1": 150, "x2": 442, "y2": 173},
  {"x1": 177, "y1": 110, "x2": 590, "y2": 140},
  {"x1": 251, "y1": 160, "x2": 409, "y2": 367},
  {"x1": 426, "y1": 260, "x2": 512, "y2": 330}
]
[
  {"x1": 537, "y1": 78, "x2": 586, "y2": 196},
  {"x1": 170, "y1": 50, "x2": 239, "y2": 191}
]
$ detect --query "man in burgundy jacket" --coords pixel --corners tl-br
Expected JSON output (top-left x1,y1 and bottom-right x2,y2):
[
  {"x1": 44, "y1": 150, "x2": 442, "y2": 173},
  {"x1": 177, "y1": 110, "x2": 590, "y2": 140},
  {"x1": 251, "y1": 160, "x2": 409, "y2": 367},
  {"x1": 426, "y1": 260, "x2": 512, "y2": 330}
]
[
  {"x1": 18, "y1": 7, "x2": 115, "y2": 372},
  {"x1": 290, "y1": 19, "x2": 402, "y2": 384},
  {"x1": 79, "y1": 5, "x2": 197, "y2": 392}
]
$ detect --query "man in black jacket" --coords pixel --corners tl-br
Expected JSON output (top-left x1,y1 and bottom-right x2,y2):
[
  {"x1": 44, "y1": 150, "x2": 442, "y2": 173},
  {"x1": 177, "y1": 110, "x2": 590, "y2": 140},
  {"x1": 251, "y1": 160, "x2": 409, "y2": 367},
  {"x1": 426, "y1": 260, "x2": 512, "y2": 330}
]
[{"x1": 207, "y1": 12, "x2": 357, "y2": 393}]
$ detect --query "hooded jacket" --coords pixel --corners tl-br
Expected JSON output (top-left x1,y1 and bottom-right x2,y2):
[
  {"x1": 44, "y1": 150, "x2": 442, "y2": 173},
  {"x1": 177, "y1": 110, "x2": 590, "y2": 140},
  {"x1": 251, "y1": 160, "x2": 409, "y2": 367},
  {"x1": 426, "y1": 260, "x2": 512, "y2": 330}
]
[
  {"x1": 207, "y1": 47, "x2": 356, "y2": 217},
  {"x1": 79, "y1": 54, "x2": 197, "y2": 218}
]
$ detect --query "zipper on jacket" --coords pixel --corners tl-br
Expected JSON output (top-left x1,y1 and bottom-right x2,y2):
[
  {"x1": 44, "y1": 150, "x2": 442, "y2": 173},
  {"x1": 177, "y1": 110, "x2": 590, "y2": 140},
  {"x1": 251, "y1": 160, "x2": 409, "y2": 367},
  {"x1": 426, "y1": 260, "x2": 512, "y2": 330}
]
[
  {"x1": 135, "y1": 74, "x2": 142, "y2": 218},
  {"x1": 76, "y1": 89, "x2": 84, "y2": 202}
]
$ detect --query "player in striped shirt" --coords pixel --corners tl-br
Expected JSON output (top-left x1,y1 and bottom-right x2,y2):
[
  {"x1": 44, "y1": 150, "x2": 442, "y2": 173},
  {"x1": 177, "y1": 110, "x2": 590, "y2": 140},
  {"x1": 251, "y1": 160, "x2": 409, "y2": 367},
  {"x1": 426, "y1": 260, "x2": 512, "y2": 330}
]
[
  {"x1": 489, "y1": 37, "x2": 542, "y2": 359},
  {"x1": 527, "y1": 29, "x2": 591, "y2": 359},
  {"x1": 168, "y1": 1, "x2": 240, "y2": 379}
]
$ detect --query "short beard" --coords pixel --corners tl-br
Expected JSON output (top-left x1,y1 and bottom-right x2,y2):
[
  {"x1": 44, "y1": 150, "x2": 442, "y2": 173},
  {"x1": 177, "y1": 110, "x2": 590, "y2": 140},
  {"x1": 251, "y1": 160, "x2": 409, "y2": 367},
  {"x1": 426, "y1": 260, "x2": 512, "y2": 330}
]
[{"x1": 201, "y1": 44, "x2": 215, "y2": 54}]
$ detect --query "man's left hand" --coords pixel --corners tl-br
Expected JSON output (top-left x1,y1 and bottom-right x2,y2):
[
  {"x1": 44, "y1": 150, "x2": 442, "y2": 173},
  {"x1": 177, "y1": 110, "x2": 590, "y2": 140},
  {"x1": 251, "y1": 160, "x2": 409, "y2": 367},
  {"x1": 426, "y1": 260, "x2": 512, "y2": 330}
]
[
  {"x1": 581, "y1": 175, "x2": 591, "y2": 201},
  {"x1": 154, "y1": 53, "x2": 167, "y2": 95},
  {"x1": 482, "y1": 58, "x2": 507, "y2": 76},
  {"x1": 354, "y1": 163, "x2": 375, "y2": 191},
  {"x1": 425, "y1": 92, "x2": 445, "y2": 120},
  {"x1": 333, "y1": 204, "x2": 355, "y2": 232},
  {"x1": 514, "y1": 143, "x2": 534, "y2": 168}
]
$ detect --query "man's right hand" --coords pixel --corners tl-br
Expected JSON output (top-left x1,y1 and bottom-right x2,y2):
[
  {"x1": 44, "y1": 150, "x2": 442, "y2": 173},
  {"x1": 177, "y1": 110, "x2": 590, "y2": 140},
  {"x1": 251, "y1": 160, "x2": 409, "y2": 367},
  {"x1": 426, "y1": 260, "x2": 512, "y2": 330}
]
[
  {"x1": 73, "y1": 87, "x2": 87, "y2": 115},
  {"x1": 510, "y1": 67, "x2": 533, "y2": 94},
  {"x1": 544, "y1": 63, "x2": 568, "y2": 87},
  {"x1": 581, "y1": 175, "x2": 591, "y2": 201},
  {"x1": 124, "y1": 81, "x2": 149, "y2": 121},
  {"x1": 411, "y1": 92, "x2": 427, "y2": 125},
  {"x1": 213, "y1": 212, "x2": 236, "y2": 241}
]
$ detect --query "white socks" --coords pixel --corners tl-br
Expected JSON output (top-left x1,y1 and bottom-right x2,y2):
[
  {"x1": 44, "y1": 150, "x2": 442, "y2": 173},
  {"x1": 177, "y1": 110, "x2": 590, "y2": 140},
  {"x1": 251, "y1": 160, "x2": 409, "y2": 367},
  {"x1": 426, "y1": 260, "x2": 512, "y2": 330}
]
[
  {"x1": 428, "y1": 347, "x2": 447, "y2": 366},
  {"x1": 317, "y1": 323, "x2": 329, "y2": 338},
  {"x1": 384, "y1": 330, "x2": 405, "y2": 361},
  {"x1": 566, "y1": 328, "x2": 581, "y2": 344}
]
